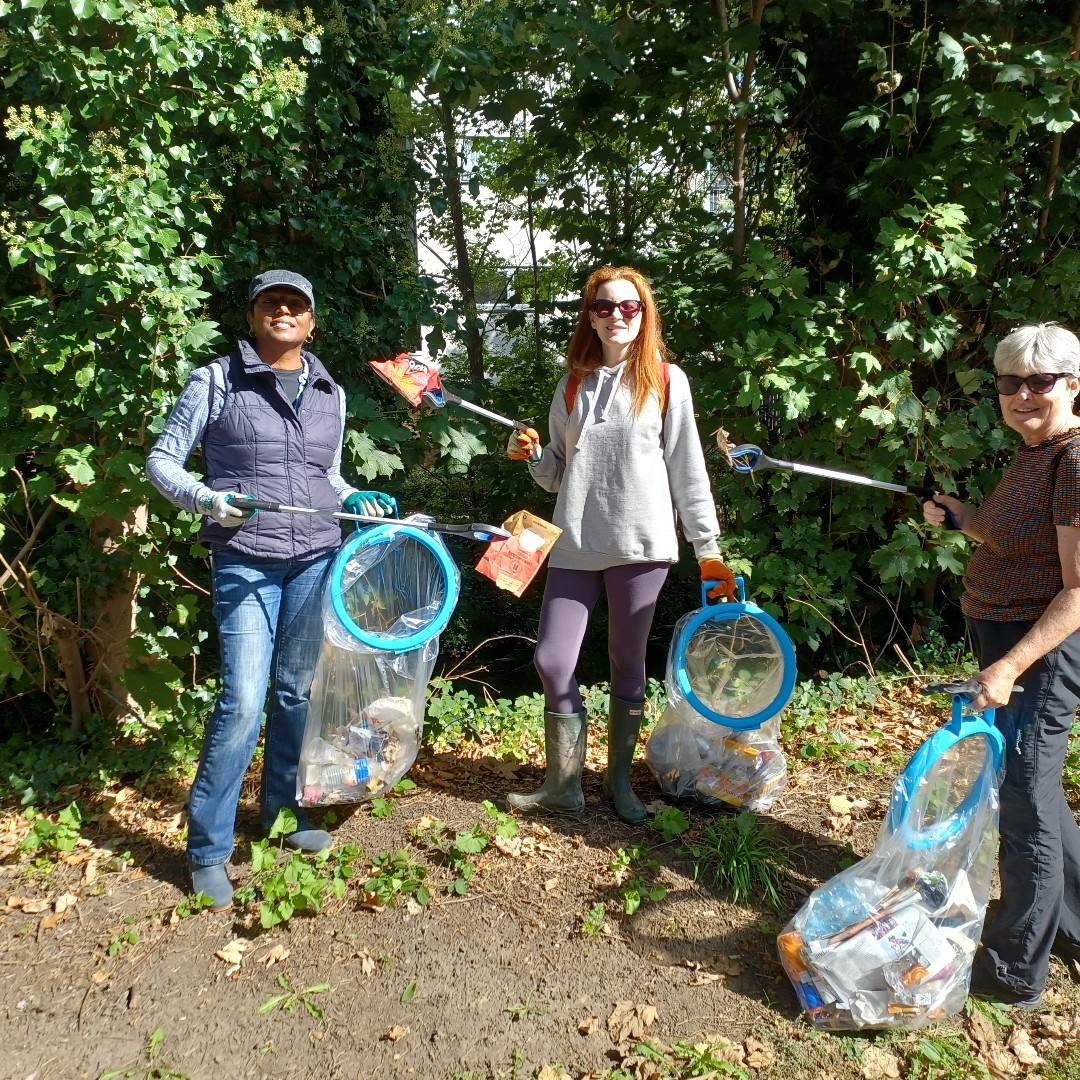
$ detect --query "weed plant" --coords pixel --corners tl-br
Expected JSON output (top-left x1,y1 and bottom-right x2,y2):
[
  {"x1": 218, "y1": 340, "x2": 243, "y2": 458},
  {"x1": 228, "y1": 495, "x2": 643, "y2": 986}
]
[
  {"x1": 685, "y1": 812, "x2": 789, "y2": 911},
  {"x1": 235, "y1": 809, "x2": 363, "y2": 929}
]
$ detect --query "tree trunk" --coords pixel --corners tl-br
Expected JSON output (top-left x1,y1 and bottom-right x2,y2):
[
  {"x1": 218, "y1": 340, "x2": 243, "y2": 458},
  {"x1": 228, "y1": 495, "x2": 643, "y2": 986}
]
[
  {"x1": 84, "y1": 503, "x2": 149, "y2": 721},
  {"x1": 439, "y1": 95, "x2": 485, "y2": 383}
]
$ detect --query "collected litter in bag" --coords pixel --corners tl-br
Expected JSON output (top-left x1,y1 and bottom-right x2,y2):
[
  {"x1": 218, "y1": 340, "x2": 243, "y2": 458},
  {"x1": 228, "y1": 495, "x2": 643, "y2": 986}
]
[
  {"x1": 777, "y1": 680, "x2": 1005, "y2": 1030},
  {"x1": 297, "y1": 521, "x2": 460, "y2": 807},
  {"x1": 644, "y1": 577, "x2": 795, "y2": 811},
  {"x1": 645, "y1": 704, "x2": 787, "y2": 811}
]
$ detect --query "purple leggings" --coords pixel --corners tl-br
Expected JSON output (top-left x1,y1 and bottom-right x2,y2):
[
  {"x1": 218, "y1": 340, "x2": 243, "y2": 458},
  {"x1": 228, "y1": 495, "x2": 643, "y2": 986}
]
[{"x1": 534, "y1": 563, "x2": 669, "y2": 713}]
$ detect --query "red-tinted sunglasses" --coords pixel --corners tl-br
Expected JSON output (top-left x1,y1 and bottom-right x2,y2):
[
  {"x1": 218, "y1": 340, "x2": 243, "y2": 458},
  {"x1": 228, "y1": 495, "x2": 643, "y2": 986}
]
[{"x1": 589, "y1": 299, "x2": 644, "y2": 319}]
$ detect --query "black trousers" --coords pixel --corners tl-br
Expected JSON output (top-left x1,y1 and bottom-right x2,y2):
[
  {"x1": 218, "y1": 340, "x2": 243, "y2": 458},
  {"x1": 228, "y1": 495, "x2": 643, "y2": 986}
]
[{"x1": 967, "y1": 616, "x2": 1080, "y2": 996}]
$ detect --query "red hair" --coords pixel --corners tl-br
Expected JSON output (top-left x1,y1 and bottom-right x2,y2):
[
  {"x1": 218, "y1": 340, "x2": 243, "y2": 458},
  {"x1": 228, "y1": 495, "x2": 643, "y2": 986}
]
[{"x1": 565, "y1": 266, "x2": 669, "y2": 417}]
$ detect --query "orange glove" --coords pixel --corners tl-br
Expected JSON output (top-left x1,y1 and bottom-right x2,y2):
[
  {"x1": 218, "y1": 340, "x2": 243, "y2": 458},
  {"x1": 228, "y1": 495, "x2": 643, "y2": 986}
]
[
  {"x1": 699, "y1": 557, "x2": 737, "y2": 602},
  {"x1": 506, "y1": 427, "x2": 541, "y2": 462}
]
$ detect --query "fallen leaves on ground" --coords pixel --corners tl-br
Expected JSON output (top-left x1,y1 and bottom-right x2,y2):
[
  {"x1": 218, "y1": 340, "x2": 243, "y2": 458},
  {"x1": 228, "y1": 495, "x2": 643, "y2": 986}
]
[
  {"x1": 380, "y1": 1025, "x2": 408, "y2": 1042},
  {"x1": 214, "y1": 938, "x2": 249, "y2": 971},
  {"x1": 260, "y1": 944, "x2": 290, "y2": 967},
  {"x1": 607, "y1": 1000, "x2": 658, "y2": 1047},
  {"x1": 861, "y1": 1045, "x2": 900, "y2": 1079}
]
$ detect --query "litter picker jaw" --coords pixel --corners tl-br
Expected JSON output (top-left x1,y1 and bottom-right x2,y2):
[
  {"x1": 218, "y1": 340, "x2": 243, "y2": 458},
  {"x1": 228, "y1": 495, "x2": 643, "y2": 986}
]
[{"x1": 233, "y1": 497, "x2": 511, "y2": 543}]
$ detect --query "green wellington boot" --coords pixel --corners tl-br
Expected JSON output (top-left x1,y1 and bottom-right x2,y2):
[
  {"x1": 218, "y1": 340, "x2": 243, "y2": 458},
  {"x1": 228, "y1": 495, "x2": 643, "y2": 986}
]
[
  {"x1": 603, "y1": 696, "x2": 647, "y2": 824},
  {"x1": 507, "y1": 710, "x2": 587, "y2": 816}
]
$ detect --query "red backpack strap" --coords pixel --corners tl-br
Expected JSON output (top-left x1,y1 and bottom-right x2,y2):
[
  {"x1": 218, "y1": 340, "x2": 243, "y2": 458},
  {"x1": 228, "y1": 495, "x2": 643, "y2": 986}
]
[
  {"x1": 564, "y1": 373, "x2": 579, "y2": 413},
  {"x1": 564, "y1": 363, "x2": 670, "y2": 414}
]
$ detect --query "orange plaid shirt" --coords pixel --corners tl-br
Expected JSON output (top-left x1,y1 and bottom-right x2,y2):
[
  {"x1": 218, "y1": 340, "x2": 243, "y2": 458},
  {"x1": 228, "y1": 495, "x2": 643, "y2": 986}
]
[{"x1": 963, "y1": 429, "x2": 1080, "y2": 621}]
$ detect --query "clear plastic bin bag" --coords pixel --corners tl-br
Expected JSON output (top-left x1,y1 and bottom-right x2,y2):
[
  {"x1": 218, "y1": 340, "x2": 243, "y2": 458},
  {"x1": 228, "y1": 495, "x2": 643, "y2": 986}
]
[
  {"x1": 297, "y1": 639, "x2": 432, "y2": 806},
  {"x1": 778, "y1": 713, "x2": 1003, "y2": 1031},
  {"x1": 299, "y1": 525, "x2": 459, "y2": 807},
  {"x1": 644, "y1": 698, "x2": 787, "y2": 811}
]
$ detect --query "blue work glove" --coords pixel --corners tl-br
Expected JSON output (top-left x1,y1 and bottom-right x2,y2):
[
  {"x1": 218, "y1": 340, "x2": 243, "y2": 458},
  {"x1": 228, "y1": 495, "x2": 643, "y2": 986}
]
[
  {"x1": 343, "y1": 490, "x2": 395, "y2": 518},
  {"x1": 197, "y1": 491, "x2": 255, "y2": 528}
]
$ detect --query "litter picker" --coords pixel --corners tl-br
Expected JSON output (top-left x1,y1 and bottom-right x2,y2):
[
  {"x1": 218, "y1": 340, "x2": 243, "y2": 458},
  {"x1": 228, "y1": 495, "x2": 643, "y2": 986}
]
[
  {"x1": 723, "y1": 442, "x2": 958, "y2": 528},
  {"x1": 232, "y1": 496, "x2": 511, "y2": 544},
  {"x1": 368, "y1": 353, "x2": 533, "y2": 434}
]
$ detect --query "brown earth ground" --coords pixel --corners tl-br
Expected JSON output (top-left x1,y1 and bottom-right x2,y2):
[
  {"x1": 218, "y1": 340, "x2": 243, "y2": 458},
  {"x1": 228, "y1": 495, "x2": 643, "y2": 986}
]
[{"x1": 2, "y1": 687, "x2": 1079, "y2": 1080}]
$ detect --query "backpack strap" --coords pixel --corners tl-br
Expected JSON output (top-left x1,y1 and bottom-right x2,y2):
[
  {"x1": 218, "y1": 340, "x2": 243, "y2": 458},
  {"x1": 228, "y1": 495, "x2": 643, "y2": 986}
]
[{"x1": 564, "y1": 362, "x2": 670, "y2": 414}]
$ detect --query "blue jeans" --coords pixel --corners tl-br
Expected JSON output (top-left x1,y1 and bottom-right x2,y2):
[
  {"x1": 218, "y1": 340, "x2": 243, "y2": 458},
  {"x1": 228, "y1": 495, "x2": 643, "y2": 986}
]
[
  {"x1": 187, "y1": 549, "x2": 333, "y2": 869},
  {"x1": 966, "y1": 616, "x2": 1080, "y2": 996}
]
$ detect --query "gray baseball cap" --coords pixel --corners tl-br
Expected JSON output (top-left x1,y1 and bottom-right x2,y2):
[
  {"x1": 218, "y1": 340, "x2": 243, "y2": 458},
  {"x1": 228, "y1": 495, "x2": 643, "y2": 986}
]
[{"x1": 248, "y1": 270, "x2": 316, "y2": 314}]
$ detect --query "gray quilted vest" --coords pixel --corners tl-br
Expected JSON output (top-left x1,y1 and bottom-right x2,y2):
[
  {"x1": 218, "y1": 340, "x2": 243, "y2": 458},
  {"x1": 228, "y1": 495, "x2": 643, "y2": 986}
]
[{"x1": 200, "y1": 339, "x2": 343, "y2": 560}]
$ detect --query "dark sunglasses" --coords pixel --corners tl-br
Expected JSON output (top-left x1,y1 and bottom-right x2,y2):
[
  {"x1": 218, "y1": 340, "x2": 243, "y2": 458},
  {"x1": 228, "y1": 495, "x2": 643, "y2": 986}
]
[
  {"x1": 255, "y1": 293, "x2": 312, "y2": 315},
  {"x1": 589, "y1": 299, "x2": 644, "y2": 319},
  {"x1": 994, "y1": 371, "x2": 1071, "y2": 395}
]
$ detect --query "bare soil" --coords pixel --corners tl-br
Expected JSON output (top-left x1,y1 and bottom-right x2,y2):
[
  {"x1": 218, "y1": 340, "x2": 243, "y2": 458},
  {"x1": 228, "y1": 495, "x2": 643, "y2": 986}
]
[{"x1": 2, "y1": 697, "x2": 1078, "y2": 1080}]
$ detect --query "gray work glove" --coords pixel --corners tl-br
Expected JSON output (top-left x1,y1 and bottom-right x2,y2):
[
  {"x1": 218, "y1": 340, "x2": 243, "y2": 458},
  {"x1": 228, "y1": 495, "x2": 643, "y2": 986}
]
[{"x1": 197, "y1": 491, "x2": 253, "y2": 528}]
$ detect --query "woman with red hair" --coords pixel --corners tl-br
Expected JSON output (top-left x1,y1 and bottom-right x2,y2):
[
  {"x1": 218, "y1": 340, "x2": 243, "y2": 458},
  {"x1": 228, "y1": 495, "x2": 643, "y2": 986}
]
[{"x1": 506, "y1": 266, "x2": 733, "y2": 824}]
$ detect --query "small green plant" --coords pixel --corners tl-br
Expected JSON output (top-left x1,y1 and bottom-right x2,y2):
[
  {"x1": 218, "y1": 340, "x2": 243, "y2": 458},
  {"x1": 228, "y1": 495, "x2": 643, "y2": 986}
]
[
  {"x1": 908, "y1": 1030, "x2": 989, "y2": 1080},
  {"x1": 649, "y1": 805, "x2": 689, "y2": 842},
  {"x1": 580, "y1": 902, "x2": 607, "y2": 937},
  {"x1": 255, "y1": 975, "x2": 330, "y2": 1019},
  {"x1": 173, "y1": 892, "x2": 215, "y2": 919},
  {"x1": 481, "y1": 799, "x2": 519, "y2": 837},
  {"x1": 19, "y1": 801, "x2": 84, "y2": 855},
  {"x1": 97, "y1": 1026, "x2": 191, "y2": 1079},
  {"x1": 234, "y1": 809, "x2": 362, "y2": 929},
  {"x1": 368, "y1": 777, "x2": 418, "y2": 818},
  {"x1": 364, "y1": 849, "x2": 430, "y2": 906},
  {"x1": 670, "y1": 1038, "x2": 752, "y2": 1078},
  {"x1": 107, "y1": 917, "x2": 139, "y2": 957},
  {"x1": 416, "y1": 812, "x2": 505, "y2": 896},
  {"x1": 685, "y1": 811, "x2": 789, "y2": 911},
  {"x1": 609, "y1": 845, "x2": 667, "y2": 915},
  {"x1": 504, "y1": 990, "x2": 543, "y2": 1021}
]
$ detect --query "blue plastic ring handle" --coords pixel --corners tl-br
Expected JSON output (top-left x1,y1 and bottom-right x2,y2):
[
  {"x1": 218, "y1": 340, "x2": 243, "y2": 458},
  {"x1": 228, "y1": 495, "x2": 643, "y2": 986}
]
[
  {"x1": 329, "y1": 523, "x2": 459, "y2": 654},
  {"x1": 672, "y1": 575, "x2": 797, "y2": 730},
  {"x1": 352, "y1": 494, "x2": 400, "y2": 534},
  {"x1": 885, "y1": 696, "x2": 1004, "y2": 849}
]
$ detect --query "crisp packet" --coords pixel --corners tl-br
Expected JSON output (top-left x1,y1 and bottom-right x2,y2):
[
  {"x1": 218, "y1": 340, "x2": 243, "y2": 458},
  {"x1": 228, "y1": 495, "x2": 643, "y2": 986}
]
[{"x1": 475, "y1": 510, "x2": 561, "y2": 597}]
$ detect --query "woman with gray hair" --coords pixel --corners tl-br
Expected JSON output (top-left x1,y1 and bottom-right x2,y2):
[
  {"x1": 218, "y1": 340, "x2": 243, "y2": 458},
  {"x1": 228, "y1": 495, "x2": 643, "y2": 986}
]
[{"x1": 923, "y1": 322, "x2": 1080, "y2": 1007}]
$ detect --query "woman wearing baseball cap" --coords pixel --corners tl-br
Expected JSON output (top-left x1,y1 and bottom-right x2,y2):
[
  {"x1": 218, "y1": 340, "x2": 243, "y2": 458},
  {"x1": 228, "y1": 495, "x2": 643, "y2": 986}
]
[{"x1": 147, "y1": 270, "x2": 393, "y2": 911}]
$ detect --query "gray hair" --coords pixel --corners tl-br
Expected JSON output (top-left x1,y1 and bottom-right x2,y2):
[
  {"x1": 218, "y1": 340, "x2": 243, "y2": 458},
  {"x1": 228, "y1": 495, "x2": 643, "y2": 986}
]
[{"x1": 994, "y1": 323, "x2": 1080, "y2": 375}]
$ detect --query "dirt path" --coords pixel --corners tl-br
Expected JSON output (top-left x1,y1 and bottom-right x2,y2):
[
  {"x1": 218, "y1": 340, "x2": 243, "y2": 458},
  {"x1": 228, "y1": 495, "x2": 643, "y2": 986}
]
[{"x1": 2, "y1": 707, "x2": 1079, "y2": 1080}]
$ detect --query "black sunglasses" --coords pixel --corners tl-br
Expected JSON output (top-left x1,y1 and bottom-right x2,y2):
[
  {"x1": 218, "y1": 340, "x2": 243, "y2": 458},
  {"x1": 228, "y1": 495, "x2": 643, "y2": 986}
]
[
  {"x1": 994, "y1": 372, "x2": 1071, "y2": 395},
  {"x1": 589, "y1": 299, "x2": 645, "y2": 319}
]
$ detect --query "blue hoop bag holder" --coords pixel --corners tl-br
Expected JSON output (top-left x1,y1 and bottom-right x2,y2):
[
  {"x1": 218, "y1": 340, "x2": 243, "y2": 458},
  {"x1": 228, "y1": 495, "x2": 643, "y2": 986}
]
[
  {"x1": 778, "y1": 686, "x2": 1005, "y2": 1030},
  {"x1": 645, "y1": 577, "x2": 796, "y2": 810},
  {"x1": 673, "y1": 577, "x2": 796, "y2": 729},
  {"x1": 297, "y1": 514, "x2": 461, "y2": 808}
]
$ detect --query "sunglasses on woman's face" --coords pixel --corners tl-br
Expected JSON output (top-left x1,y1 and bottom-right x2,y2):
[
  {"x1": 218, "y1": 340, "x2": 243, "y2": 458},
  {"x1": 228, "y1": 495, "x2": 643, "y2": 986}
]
[
  {"x1": 589, "y1": 299, "x2": 644, "y2": 319},
  {"x1": 994, "y1": 372, "x2": 1071, "y2": 395}
]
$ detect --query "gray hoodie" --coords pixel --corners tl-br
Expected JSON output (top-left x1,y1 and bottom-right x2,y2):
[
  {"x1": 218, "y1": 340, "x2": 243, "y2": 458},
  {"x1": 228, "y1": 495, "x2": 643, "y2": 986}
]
[{"x1": 527, "y1": 361, "x2": 721, "y2": 570}]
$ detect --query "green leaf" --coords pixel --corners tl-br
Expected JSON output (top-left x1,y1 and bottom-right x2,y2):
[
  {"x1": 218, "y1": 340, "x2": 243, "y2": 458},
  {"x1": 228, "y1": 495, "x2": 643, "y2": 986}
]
[
  {"x1": 401, "y1": 980, "x2": 417, "y2": 1003},
  {"x1": 937, "y1": 33, "x2": 967, "y2": 79}
]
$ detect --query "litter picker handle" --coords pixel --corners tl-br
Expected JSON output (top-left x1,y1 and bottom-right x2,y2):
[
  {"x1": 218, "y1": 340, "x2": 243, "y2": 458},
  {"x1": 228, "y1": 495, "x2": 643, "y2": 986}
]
[{"x1": 232, "y1": 497, "x2": 510, "y2": 543}]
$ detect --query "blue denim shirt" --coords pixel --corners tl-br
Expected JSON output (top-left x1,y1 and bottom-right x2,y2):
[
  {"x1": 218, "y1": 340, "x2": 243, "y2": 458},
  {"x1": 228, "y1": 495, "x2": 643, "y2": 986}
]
[{"x1": 147, "y1": 351, "x2": 356, "y2": 514}]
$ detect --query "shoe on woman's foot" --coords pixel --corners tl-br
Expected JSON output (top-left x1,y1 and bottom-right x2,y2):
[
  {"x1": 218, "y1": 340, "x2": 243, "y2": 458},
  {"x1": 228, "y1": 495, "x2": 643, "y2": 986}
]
[
  {"x1": 284, "y1": 828, "x2": 333, "y2": 853},
  {"x1": 967, "y1": 965, "x2": 1043, "y2": 1010},
  {"x1": 191, "y1": 865, "x2": 233, "y2": 912}
]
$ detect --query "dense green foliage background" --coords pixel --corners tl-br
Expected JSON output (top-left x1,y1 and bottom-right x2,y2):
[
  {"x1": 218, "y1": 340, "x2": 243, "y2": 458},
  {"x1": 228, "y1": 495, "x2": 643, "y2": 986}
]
[{"x1": 2, "y1": 0, "x2": 1079, "y2": 735}]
